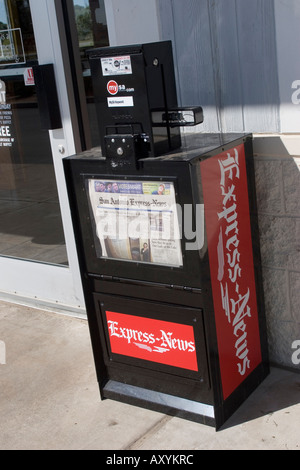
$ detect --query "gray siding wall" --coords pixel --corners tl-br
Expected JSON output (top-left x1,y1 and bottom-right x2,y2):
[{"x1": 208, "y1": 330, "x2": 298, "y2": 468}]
[{"x1": 158, "y1": 0, "x2": 280, "y2": 133}]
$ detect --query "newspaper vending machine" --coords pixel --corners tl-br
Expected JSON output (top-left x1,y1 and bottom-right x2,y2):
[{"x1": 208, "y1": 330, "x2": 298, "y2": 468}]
[{"x1": 64, "y1": 41, "x2": 269, "y2": 429}]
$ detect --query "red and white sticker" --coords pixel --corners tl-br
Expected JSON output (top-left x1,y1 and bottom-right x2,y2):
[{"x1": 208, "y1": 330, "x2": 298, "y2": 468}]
[
  {"x1": 107, "y1": 80, "x2": 118, "y2": 95},
  {"x1": 24, "y1": 68, "x2": 35, "y2": 86},
  {"x1": 106, "y1": 311, "x2": 199, "y2": 372}
]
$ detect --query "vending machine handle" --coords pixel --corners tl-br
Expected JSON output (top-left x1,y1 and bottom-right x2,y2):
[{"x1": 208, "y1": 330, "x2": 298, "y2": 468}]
[{"x1": 33, "y1": 64, "x2": 62, "y2": 130}]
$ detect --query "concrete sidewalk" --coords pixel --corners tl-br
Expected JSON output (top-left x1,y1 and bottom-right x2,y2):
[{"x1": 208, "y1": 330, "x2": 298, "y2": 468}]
[{"x1": 0, "y1": 300, "x2": 299, "y2": 450}]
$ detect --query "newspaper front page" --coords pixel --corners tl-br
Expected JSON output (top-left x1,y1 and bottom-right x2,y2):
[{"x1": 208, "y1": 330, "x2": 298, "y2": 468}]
[{"x1": 88, "y1": 179, "x2": 183, "y2": 267}]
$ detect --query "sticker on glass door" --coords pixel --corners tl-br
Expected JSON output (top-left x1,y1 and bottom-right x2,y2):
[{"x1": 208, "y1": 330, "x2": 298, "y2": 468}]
[
  {"x1": 0, "y1": 79, "x2": 14, "y2": 148},
  {"x1": 0, "y1": 28, "x2": 26, "y2": 65}
]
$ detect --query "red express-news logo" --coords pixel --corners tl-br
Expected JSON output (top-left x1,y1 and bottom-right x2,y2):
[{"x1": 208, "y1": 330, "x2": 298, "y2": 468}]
[
  {"x1": 201, "y1": 144, "x2": 262, "y2": 399},
  {"x1": 106, "y1": 311, "x2": 199, "y2": 372}
]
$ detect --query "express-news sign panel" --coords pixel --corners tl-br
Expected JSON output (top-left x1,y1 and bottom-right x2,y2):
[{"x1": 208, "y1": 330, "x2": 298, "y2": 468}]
[
  {"x1": 201, "y1": 144, "x2": 262, "y2": 400},
  {"x1": 106, "y1": 311, "x2": 199, "y2": 372}
]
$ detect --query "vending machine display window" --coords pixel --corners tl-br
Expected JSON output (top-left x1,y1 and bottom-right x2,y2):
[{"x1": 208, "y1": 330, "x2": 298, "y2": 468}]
[{"x1": 86, "y1": 178, "x2": 183, "y2": 268}]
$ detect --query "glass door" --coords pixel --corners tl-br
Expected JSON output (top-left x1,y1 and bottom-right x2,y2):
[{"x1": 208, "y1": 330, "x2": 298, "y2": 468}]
[
  {"x1": 0, "y1": 0, "x2": 88, "y2": 312},
  {"x1": 0, "y1": 1, "x2": 67, "y2": 265}
]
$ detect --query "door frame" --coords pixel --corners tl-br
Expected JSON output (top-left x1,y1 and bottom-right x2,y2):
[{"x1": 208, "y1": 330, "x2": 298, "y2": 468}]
[{"x1": 0, "y1": 0, "x2": 86, "y2": 315}]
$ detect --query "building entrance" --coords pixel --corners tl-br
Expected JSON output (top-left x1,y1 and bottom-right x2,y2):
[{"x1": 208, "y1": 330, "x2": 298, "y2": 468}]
[{"x1": 0, "y1": 0, "x2": 109, "y2": 310}]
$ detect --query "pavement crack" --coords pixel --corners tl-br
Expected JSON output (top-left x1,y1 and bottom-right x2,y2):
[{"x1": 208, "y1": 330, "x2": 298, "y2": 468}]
[{"x1": 123, "y1": 415, "x2": 173, "y2": 450}]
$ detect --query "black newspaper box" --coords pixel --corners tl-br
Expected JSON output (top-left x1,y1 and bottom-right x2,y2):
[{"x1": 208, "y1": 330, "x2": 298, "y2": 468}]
[{"x1": 64, "y1": 41, "x2": 268, "y2": 429}]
